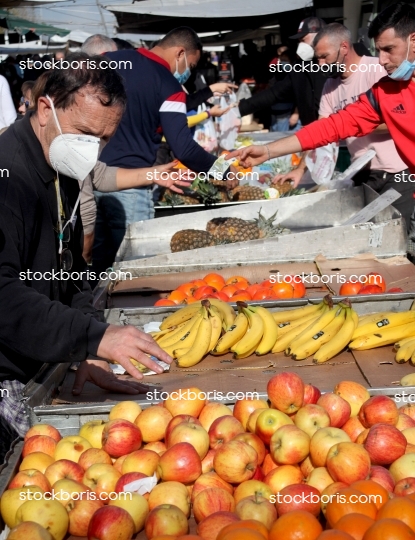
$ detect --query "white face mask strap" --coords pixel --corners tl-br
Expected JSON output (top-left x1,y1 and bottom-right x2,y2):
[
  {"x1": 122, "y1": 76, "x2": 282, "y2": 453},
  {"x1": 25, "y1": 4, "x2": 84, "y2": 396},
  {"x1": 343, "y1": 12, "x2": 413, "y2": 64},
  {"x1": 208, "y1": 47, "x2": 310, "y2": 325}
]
[
  {"x1": 46, "y1": 95, "x2": 63, "y2": 136},
  {"x1": 55, "y1": 174, "x2": 84, "y2": 255}
]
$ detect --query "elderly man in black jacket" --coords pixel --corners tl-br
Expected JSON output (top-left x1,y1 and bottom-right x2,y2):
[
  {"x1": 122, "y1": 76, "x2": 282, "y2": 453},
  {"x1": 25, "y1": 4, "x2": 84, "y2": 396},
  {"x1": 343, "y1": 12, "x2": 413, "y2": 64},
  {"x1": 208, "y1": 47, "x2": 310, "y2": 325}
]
[{"x1": 0, "y1": 54, "x2": 172, "y2": 455}]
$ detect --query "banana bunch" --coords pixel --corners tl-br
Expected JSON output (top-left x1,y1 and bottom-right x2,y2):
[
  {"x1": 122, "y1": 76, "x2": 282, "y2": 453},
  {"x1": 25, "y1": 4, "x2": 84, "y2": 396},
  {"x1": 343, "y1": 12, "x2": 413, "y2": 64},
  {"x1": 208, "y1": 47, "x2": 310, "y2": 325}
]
[
  {"x1": 394, "y1": 336, "x2": 415, "y2": 365},
  {"x1": 349, "y1": 310, "x2": 415, "y2": 351},
  {"x1": 152, "y1": 299, "x2": 236, "y2": 368}
]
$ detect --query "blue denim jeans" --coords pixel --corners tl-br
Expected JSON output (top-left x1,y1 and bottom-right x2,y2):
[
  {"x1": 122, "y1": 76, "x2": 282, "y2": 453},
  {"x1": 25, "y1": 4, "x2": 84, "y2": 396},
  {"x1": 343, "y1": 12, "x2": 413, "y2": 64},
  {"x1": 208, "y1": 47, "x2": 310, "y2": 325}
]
[{"x1": 92, "y1": 188, "x2": 154, "y2": 277}]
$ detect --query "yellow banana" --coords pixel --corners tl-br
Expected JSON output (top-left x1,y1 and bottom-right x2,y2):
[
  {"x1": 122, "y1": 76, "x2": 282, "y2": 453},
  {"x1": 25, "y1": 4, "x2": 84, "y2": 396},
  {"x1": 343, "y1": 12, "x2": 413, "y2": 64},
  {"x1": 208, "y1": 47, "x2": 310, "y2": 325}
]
[
  {"x1": 271, "y1": 302, "x2": 323, "y2": 324},
  {"x1": 175, "y1": 308, "x2": 212, "y2": 368},
  {"x1": 213, "y1": 310, "x2": 249, "y2": 354},
  {"x1": 400, "y1": 373, "x2": 415, "y2": 386},
  {"x1": 271, "y1": 307, "x2": 328, "y2": 353},
  {"x1": 356, "y1": 312, "x2": 384, "y2": 327},
  {"x1": 157, "y1": 316, "x2": 200, "y2": 347},
  {"x1": 247, "y1": 306, "x2": 279, "y2": 355},
  {"x1": 160, "y1": 304, "x2": 201, "y2": 330},
  {"x1": 395, "y1": 338, "x2": 415, "y2": 364},
  {"x1": 275, "y1": 311, "x2": 326, "y2": 338},
  {"x1": 149, "y1": 328, "x2": 175, "y2": 341},
  {"x1": 160, "y1": 313, "x2": 203, "y2": 356},
  {"x1": 205, "y1": 298, "x2": 236, "y2": 330},
  {"x1": 350, "y1": 308, "x2": 359, "y2": 328},
  {"x1": 349, "y1": 321, "x2": 415, "y2": 351},
  {"x1": 286, "y1": 305, "x2": 338, "y2": 355},
  {"x1": 231, "y1": 307, "x2": 264, "y2": 358},
  {"x1": 208, "y1": 306, "x2": 223, "y2": 352},
  {"x1": 411, "y1": 351, "x2": 415, "y2": 367},
  {"x1": 395, "y1": 336, "x2": 415, "y2": 349},
  {"x1": 172, "y1": 347, "x2": 190, "y2": 359},
  {"x1": 352, "y1": 311, "x2": 415, "y2": 340},
  {"x1": 313, "y1": 305, "x2": 357, "y2": 364},
  {"x1": 290, "y1": 308, "x2": 346, "y2": 360},
  {"x1": 234, "y1": 342, "x2": 260, "y2": 360}
]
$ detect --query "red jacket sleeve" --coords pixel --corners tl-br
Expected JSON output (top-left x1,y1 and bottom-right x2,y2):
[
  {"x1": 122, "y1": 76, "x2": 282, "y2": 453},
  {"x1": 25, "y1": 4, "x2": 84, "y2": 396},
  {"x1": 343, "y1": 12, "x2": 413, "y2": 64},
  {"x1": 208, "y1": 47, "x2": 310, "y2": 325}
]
[{"x1": 296, "y1": 91, "x2": 383, "y2": 151}]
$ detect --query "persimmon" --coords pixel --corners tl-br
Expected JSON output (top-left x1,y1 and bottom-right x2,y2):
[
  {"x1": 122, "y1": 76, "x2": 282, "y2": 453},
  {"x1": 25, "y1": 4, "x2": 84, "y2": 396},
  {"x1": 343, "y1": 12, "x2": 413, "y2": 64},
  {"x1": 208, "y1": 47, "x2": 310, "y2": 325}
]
[
  {"x1": 154, "y1": 299, "x2": 176, "y2": 306},
  {"x1": 334, "y1": 513, "x2": 375, "y2": 540},
  {"x1": 252, "y1": 289, "x2": 278, "y2": 301},
  {"x1": 259, "y1": 279, "x2": 273, "y2": 288},
  {"x1": 339, "y1": 281, "x2": 363, "y2": 295},
  {"x1": 363, "y1": 518, "x2": 415, "y2": 540},
  {"x1": 351, "y1": 480, "x2": 389, "y2": 510},
  {"x1": 325, "y1": 487, "x2": 378, "y2": 528},
  {"x1": 168, "y1": 290, "x2": 188, "y2": 304},
  {"x1": 246, "y1": 284, "x2": 262, "y2": 298},
  {"x1": 185, "y1": 296, "x2": 199, "y2": 304},
  {"x1": 190, "y1": 279, "x2": 208, "y2": 288},
  {"x1": 315, "y1": 532, "x2": 354, "y2": 540},
  {"x1": 193, "y1": 286, "x2": 217, "y2": 300},
  {"x1": 217, "y1": 519, "x2": 268, "y2": 540},
  {"x1": 232, "y1": 291, "x2": 252, "y2": 302},
  {"x1": 365, "y1": 272, "x2": 386, "y2": 292},
  {"x1": 376, "y1": 497, "x2": 415, "y2": 532},
  {"x1": 177, "y1": 282, "x2": 198, "y2": 296},
  {"x1": 271, "y1": 281, "x2": 294, "y2": 299},
  {"x1": 209, "y1": 291, "x2": 230, "y2": 302},
  {"x1": 358, "y1": 285, "x2": 383, "y2": 295},
  {"x1": 203, "y1": 273, "x2": 226, "y2": 290},
  {"x1": 388, "y1": 287, "x2": 404, "y2": 293},
  {"x1": 226, "y1": 276, "x2": 250, "y2": 288},
  {"x1": 221, "y1": 284, "x2": 239, "y2": 298},
  {"x1": 286, "y1": 275, "x2": 306, "y2": 298},
  {"x1": 269, "y1": 510, "x2": 322, "y2": 540}
]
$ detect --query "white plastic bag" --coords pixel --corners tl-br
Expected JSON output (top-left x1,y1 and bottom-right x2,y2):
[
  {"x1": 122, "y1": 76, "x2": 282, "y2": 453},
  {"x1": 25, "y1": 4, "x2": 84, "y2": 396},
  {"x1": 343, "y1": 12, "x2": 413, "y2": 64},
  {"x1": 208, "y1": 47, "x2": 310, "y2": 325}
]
[
  {"x1": 305, "y1": 143, "x2": 339, "y2": 185},
  {"x1": 236, "y1": 83, "x2": 253, "y2": 126},
  {"x1": 193, "y1": 104, "x2": 218, "y2": 153},
  {"x1": 218, "y1": 93, "x2": 241, "y2": 150}
]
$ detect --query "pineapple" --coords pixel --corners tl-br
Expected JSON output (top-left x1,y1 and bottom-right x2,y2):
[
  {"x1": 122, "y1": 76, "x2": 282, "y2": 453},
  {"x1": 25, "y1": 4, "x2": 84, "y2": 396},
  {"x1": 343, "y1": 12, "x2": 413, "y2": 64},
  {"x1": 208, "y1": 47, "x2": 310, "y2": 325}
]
[
  {"x1": 159, "y1": 189, "x2": 200, "y2": 206},
  {"x1": 170, "y1": 230, "x2": 216, "y2": 253},
  {"x1": 276, "y1": 181, "x2": 295, "y2": 195},
  {"x1": 207, "y1": 217, "x2": 262, "y2": 243},
  {"x1": 195, "y1": 181, "x2": 223, "y2": 205},
  {"x1": 230, "y1": 185, "x2": 265, "y2": 201}
]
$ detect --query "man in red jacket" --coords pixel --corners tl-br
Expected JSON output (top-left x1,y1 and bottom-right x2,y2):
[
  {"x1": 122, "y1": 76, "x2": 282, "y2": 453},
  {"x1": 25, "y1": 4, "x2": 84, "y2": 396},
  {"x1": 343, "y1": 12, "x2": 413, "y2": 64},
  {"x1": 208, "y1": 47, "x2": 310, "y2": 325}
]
[{"x1": 231, "y1": 2, "x2": 415, "y2": 233}]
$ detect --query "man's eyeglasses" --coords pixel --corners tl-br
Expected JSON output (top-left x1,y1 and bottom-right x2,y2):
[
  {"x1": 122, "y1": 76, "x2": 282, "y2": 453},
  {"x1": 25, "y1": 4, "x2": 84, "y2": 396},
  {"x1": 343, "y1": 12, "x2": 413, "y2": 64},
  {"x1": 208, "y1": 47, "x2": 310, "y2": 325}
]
[
  {"x1": 58, "y1": 221, "x2": 73, "y2": 272},
  {"x1": 20, "y1": 97, "x2": 30, "y2": 109}
]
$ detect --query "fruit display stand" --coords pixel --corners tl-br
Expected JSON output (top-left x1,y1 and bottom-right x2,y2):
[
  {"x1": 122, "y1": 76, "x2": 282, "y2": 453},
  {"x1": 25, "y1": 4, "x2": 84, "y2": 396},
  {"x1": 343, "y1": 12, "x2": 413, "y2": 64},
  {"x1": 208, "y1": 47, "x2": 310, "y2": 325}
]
[{"x1": 114, "y1": 185, "x2": 405, "y2": 272}]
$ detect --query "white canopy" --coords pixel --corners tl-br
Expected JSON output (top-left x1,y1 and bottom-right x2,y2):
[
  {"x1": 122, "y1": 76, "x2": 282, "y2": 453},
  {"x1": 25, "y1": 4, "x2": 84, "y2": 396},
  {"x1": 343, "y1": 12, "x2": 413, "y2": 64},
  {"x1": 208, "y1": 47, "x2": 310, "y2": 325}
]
[
  {"x1": 49, "y1": 30, "x2": 92, "y2": 44},
  {"x1": 106, "y1": 0, "x2": 308, "y2": 18}
]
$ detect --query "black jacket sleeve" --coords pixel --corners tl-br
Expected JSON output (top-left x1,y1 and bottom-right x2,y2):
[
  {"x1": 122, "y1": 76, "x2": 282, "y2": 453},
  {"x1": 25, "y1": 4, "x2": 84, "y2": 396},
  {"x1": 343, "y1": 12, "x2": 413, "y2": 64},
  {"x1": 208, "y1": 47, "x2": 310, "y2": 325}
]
[
  {"x1": 239, "y1": 75, "x2": 294, "y2": 117},
  {"x1": 186, "y1": 87, "x2": 213, "y2": 111}
]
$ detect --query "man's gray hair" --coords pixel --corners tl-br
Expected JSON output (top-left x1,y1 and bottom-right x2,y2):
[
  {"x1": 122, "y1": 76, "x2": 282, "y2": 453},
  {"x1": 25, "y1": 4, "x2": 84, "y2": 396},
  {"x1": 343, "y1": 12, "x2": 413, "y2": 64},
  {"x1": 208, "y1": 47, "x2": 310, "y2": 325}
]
[
  {"x1": 313, "y1": 23, "x2": 352, "y2": 48},
  {"x1": 81, "y1": 34, "x2": 117, "y2": 55}
]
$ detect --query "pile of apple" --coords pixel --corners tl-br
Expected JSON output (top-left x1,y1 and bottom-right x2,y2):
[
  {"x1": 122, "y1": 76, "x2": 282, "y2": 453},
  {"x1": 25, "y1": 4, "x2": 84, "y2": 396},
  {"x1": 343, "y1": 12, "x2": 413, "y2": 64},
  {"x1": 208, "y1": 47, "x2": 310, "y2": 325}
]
[{"x1": 3, "y1": 376, "x2": 415, "y2": 540}]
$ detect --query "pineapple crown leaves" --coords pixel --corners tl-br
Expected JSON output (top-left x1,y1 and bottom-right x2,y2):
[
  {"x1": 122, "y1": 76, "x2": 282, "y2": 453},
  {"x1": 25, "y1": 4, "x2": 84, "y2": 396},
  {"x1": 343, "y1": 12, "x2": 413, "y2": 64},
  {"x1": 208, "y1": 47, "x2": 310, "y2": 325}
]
[
  {"x1": 249, "y1": 209, "x2": 289, "y2": 237},
  {"x1": 194, "y1": 181, "x2": 222, "y2": 205},
  {"x1": 159, "y1": 191, "x2": 185, "y2": 207}
]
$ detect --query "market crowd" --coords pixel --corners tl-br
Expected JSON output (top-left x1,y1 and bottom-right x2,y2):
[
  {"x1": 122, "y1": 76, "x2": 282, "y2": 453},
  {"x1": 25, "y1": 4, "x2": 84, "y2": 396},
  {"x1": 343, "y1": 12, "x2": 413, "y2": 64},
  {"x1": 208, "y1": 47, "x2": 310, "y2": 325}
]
[{"x1": 1, "y1": 1, "x2": 415, "y2": 462}]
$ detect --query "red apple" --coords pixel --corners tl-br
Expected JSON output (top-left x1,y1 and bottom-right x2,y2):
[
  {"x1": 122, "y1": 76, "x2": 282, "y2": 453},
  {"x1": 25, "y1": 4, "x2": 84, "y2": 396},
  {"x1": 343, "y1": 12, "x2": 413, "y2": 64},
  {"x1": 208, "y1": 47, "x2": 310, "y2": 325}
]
[
  {"x1": 294, "y1": 404, "x2": 331, "y2": 438},
  {"x1": 193, "y1": 487, "x2": 235, "y2": 523},
  {"x1": 157, "y1": 442, "x2": 202, "y2": 483},
  {"x1": 213, "y1": 440, "x2": 258, "y2": 484},
  {"x1": 52, "y1": 478, "x2": 91, "y2": 505},
  {"x1": 54, "y1": 436, "x2": 92, "y2": 463},
  {"x1": 82, "y1": 463, "x2": 121, "y2": 502},
  {"x1": 22, "y1": 436, "x2": 57, "y2": 458},
  {"x1": 165, "y1": 414, "x2": 202, "y2": 443},
  {"x1": 114, "y1": 472, "x2": 148, "y2": 493},
  {"x1": 101, "y1": 419, "x2": 142, "y2": 458},
  {"x1": 201, "y1": 449, "x2": 216, "y2": 474},
  {"x1": 109, "y1": 401, "x2": 142, "y2": 423},
  {"x1": 264, "y1": 464, "x2": 303, "y2": 494},
  {"x1": 66, "y1": 498, "x2": 104, "y2": 536},
  {"x1": 235, "y1": 494, "x2": 277, "y2": 529},
  {"x1": 251, "y1": 465, "x2": 265, "y2": 481},
  {"x1": 326, "y1": 442, "x2": 371, "y2": 484},
  {"x1": 233, "y1": 479, "x2": 272, "y2": 504},
  {"x1": 233, "y1": 399, "x2": 269, "y2": 430},
  {"x1": 400, "y1": 404, "x2": 415, "y2": 421},
  {"x1": 403, "y1": 427, "x2": 415, "y2": 445},
  {"x1": 302, "y1": 384, "x2": 321, "y2": 405},
  {"x1": 78, "y1": 448, "x2": 112, "y2": 471},
  {"x1": 191, "y1": 472, "x2": 233, "y2": 504},
  {"x1": 8, "y1": 470, "x2": 51, "y2": 492},
  {"x1": 389, "y1": 454, "x2": 415, "y2": 483},
  {"x1": 164, "y1": 387, "x2": 206, "y2": 417},
  {"x1": 334, "y1": 381, "x2": 370, "y2": 417},
  {"x1": 309, "y1": 427, "x2": 351, "y2": 468},
  {"x1": 199, "y1": 403, "x2": 232, "y2": 431},
  {"x1": 267, "y1": 372, "x2": 305, "y2": 414},
  {"x1": 306, "y1": 466, "x2": 334, "y2": 493},
  {"x1": 274, "y1": 483, "x2": 321, "y2": 516},
  {"x1": 144, "y1": 504, "x2": 188, "y2": 538},
  {"x1": 6, "y1": 522, "x2": 54, "y2": 540},
  {"x1": 196, "y1": 511, "x2": 240, "y2": 540},
  {"x1": 135, "y1": 406, "x2": 172, "y2": 443},
  {"x1": 44, "y1": 459, "x2": 84, "y2": 485},
  {"x1": 255, "y1": 408, "x2": 293, "y2": 445},
  {"x1": 394, "y1": 477, "x2": 415, "y2": 496},
  {"x1": 113, "y1": 455, "x2": 128, "y2": 473},
  {"x1": 148, "y1": 481, "x2": 190, "y2": 517},
  {"x1": 359, "y1": 396, "x2": 399, "y2": 428},
  {"x1": 300, "y1": 456, "x2": 315, "y2": 477},
  {"x1": 24, "y1": 425, "x2": 62, "y2": 443},
  {"x1": 208, "y1": 416, "x2": 244, "y2": 450},
  {"x1": 317, "y1": 393, "x2": 351, "y2": 428},
  {"x1": 364, "y1": 423, "x2": 407, "y2": 465},
  {"x1": 121, "y1": 449, "x2": 159, "y2": 477},
  {"x1": 247, "y1": 409, "x2": 266, "y2": 434},
  {"x1": 168, "y1": 422, "x2": 209, "y2": 459},
  {"x1": 397, "y1": 413, "x2": 415, "y2": 431},
  {"x1": 341, "y1": 416, "x2": 366, "y2": 442},
  {"x1": 233, "y1": 433, "x2": 266, "y2": 465},
  {"x1": 143, "y1": 441, "x2": 166, "y2": 455},
  {"x1": 87, "y1": 505, "x2": 135, "y2": 540},
  {"x1": 109, "y1": 492, "x2": 149, "y2": 534},
  {"x1": 270, "y1": 424, "x2": 310, "y2": 465},
  {"x1": 368, "y1": 465, "x2": 395, "y2": 492},
  {"x1": 19, "y1": 453, "x2": 54, "y2": 474}
]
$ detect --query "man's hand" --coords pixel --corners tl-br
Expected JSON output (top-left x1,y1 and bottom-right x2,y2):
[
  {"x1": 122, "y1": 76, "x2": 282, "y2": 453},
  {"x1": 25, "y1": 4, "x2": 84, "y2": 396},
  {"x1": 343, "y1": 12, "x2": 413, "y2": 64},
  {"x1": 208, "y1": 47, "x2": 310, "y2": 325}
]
[
  {"x1": 227, "y1": 146, "x2": 269, "y2": 168},
  {"x1": 272, "y1": 167, "x2": 305, "y2": 189},
  {"x1": 289, "y1": 111, "x2": 300, "y2": 128},
  {"x1": 82, "y1": 232, "x2": 94, "y2": 264},
  {"x1": 210, "y1": 82, "x2": 238, "y2": 94},
  {"x1": 152, "y1": 161, "x2": 193, "y2": 194},
  {"x1": 96, "y1": 325, "x2": 173, "y2": 381},
  {"x1": 72, "y1": 359, "x2": 158, "y2": 396},
  {"x1": 209, "y1": 104, "x2": 230, "y2": 117}
]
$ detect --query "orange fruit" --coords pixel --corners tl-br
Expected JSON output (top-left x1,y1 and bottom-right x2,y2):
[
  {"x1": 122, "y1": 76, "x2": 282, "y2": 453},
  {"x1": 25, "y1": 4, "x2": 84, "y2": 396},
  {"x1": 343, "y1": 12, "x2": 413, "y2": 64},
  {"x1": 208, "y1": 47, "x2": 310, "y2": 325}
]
[
  {"x1": 154, "y1": 299, "x2": 176, "y2": 306},
  {"x1": 365, "y1": 272, "x2": 386, "y2": 292},
  {"x1": 177, "y1": 282, "x2": 198, "y2": 296},
  {"x1": 221, "y1": 284, "x2": 239, "y2": 298},
  {"x1": 316, "y1": 532, "x2": 354, "y2": 540},
  {"x1": 363, "y1": 518, "x2": 415, "y2": 540},
  {"x1": 351, "y1": 480, "x2": 389, "y2": 510},
  {"x1": 226, "y1": 276, "x2": 250, "y2": 288},
  {"x1": 376, "y1": 497, "x2": 415, "y2": 532},
  {"x1": 220, "y1": 531, "x2": 266, "y2": 540},
  {"x1": 271, "y1": 281, "x2": 294, "y2": 299},
  {"x1": 203, "y1": 273, "x2": 226, "y2": 290},
  {"x1": 325, "y1": 488, "x2": 377, "y2": 528},
  {"x1": 339, "y1": 281, "x2": 363, "y2": 296},
  {"x1": 232, "y1": 291, "x2": 252, "y2": 302},
  {"x1": 252, "y1": 289, "x2": 278, "y2": 301},
  {"x1": 168, "y1": 290, "x2": 188, "y2": 304},
  {"x1": 334, "y1": 513, "x2": 375, "y2": 540},
  {"x1": 269, "y1": 510, "x2": 322, "y2": 540},
  {"x1": 217, "y1": 520, "x2": 268, "y2": 540}
]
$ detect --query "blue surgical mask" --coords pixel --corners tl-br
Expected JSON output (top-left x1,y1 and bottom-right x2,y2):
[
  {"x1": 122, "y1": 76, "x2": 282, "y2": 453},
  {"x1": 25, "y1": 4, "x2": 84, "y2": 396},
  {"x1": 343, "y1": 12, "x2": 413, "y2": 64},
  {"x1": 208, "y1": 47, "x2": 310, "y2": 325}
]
[
  {"x1": 174, "y1": 53, "x2": 191, "y2": 84},
  {"x1": 390, "y1": 38, "x2": 415, "y2": 81}
]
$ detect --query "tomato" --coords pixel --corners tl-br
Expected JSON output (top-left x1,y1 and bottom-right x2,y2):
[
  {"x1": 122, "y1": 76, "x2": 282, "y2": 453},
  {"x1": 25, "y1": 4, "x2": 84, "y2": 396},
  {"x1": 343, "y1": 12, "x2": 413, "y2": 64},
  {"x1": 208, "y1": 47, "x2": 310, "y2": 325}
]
[{"x1": 339, "y1": 280, "x2": 363, "y2": 296}]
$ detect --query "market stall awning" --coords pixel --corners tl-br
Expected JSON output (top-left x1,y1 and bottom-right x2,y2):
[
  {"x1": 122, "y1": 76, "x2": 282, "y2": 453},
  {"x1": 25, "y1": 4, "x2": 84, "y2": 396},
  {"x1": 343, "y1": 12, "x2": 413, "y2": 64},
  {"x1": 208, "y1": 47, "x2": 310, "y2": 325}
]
[{"x1": 0, "y1": 8, "x2": 69, "y2": 36}]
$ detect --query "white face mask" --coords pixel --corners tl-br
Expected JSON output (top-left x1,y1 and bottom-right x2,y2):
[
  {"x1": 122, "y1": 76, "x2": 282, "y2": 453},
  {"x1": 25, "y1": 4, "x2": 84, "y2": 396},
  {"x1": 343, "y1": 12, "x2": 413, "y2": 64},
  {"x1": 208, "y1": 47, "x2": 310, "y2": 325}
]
[
  {"x1": 297, "y1": 42, "x2": 314, "y2": 61},
  {"x1": 47, "y1": 95, "x2": 100, "y2": 182}
]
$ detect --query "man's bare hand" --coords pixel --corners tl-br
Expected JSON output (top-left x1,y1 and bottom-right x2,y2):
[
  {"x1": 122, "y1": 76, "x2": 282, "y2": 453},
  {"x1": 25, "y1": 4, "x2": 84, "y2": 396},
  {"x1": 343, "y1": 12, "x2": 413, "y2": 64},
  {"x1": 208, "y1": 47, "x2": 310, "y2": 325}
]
[
  {"x1": 226, "y1": 146, "x2": 268, "y2": 168},
  {"x1": 210, "y1": 82, "x2": 238, "y2": 94},
  {"x1": 153, "y1": 161, "x2": 193, "y2": 194},
  {"x1": 272, "y1": 167, "x2": 305, "y2": 188},
  {"x1": 72, "y1": 359, "x2": 158, "y2": 396},
  {"x1": 96, "y1": 325, "x2": 173, "y2": 381},
  {"x1": 209, "y1": 104, "x2": 230, "y2": 117}
]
